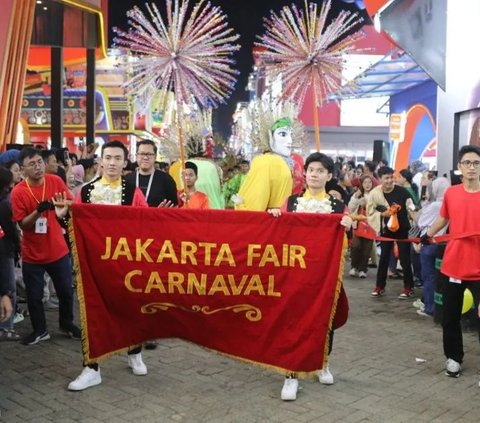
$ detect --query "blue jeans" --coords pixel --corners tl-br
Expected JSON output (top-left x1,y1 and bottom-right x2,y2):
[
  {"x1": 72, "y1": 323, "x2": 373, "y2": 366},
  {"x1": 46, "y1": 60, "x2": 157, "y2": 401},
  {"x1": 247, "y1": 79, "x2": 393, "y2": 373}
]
[
  {"x1": 0, "y1": 257, "x2": 16, "y2": 330},
  {"x1": 420, "y1": 245, "x2": 437, "y2": 315},
  {"x1": 22, "y1": 254, "x2": 74, "y2": 334}
]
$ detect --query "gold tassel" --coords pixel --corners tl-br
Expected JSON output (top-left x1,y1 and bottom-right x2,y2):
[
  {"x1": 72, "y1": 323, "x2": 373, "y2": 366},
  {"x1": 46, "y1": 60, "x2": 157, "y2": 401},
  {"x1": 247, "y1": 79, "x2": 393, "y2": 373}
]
[
  {"x1": 69, "y1": 213, "x2": 91, "y2": 362},
  {"x1": 322, "y1": 234, "x2": 348, "y2": 369}
]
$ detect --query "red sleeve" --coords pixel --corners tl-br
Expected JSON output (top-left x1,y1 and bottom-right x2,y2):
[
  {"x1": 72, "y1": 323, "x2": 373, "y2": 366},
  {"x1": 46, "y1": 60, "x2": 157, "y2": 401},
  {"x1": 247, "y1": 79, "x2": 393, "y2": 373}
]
[
  {"x1": 132, "y1": 188, "x2": 148, "y2": 207},
  {"x1": 11, "y1": 186, "x2": 29, "y2": 223},
  {"x1": 439, "y1": 189, "x2": 449, "y2": 219}
]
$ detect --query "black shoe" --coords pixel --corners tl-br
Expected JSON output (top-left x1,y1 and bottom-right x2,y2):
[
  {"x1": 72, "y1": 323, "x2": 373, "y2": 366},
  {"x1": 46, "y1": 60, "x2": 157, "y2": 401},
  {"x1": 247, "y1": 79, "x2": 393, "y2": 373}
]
[
  {"x1": 21, "y1": 331, "x2": 50, "y2": 345},
  {"x1": 144, "y1": 341, "x2": 158, "y2": 350},
  {"x1": 60, "y1": 324, "x2": 81, "y2": 340},
  {"x1": 414, "y1": 278, "x2": 423, "y2": 288}
]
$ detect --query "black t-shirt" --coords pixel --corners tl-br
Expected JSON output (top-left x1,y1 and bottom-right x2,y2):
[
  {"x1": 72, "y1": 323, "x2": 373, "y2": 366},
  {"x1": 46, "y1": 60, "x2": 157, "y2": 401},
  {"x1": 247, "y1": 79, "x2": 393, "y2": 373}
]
[
  {"x1": 56, "y1": 166, "x2": 67, "y2": 183},
  {"x1": 382, "y1": 185, "x2": 411, "y2": 237},
  {"x1": 0, "y1": 195, "x2": 20, "y2": 260},
  {"x1": 126, "y1": 170, "x2": 178, "y2": 207}
]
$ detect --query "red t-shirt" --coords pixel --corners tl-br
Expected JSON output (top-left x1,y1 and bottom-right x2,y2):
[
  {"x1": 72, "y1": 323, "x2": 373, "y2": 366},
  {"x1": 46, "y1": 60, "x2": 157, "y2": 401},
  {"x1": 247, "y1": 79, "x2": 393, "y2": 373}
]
[
  {"x1": 11, "y1": 174, "x2": 72, "y2": 264},
  {"x1": 440, "y1": 184, "x2": 480, "y2": 281}
]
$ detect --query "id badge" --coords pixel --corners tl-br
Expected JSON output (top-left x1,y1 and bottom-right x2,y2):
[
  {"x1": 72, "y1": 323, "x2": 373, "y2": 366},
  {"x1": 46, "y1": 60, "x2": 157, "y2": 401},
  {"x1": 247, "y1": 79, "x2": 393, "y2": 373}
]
[{"x1": 35, "y1": 217, "x2": 48, "y2": 234}]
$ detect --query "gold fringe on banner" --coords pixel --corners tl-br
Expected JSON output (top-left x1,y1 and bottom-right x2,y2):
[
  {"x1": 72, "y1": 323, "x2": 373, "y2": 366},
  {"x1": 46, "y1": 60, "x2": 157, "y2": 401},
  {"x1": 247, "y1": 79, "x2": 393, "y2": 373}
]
[
  {"x1": 200, "y1": 347, "x2": 321, "y2": 380},
  {"x1": 322, "y1": 235, "x2": 348, "y2": 370},
  {"x1": 68, "y1": 214, "x2": 92, "y2": 362}
]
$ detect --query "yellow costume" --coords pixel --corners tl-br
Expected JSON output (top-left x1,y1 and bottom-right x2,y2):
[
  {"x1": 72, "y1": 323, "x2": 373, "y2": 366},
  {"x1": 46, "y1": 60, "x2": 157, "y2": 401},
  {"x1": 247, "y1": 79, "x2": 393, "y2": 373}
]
[
  {"x1": 169, "y1": 160, "x2": 183, "y2": 189},
  {"x1": 235, "y1": 153, "x2": 292, "y2": 211}
]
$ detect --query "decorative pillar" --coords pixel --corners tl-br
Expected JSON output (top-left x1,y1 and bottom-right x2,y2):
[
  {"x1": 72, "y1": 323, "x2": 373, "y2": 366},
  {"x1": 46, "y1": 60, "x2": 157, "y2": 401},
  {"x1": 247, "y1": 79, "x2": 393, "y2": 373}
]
[
  {"x1": 0, "y1": 0, "x2": 36, "y2": 151},
  {"x1": 51, "y1": 47, "x2": 64, "y2": 148},
  {"x1": 86, "y1": 47, "x2": 96, "y2": 145}
]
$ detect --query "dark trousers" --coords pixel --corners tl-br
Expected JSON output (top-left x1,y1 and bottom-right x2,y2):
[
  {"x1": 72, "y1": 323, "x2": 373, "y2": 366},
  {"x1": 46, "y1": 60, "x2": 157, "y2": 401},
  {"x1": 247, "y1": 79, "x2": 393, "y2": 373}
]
[
  {"x1": 376, "y1": 240, "x2": 413, "y2": 290},
  {"x1": 22, "y1": 254, "x2": 74, "y2": 333},
  {"x1": 420, "y1": 245, "x2": 437, "y2": 315},
  {"x1": 411, "y1": 248, "x2": 422, "y2": 282},
  {"x1": 0, "y1": 257, "x2": 16, "y2": 330},
  {"x1": 442, "y1": 280, "x2": 480, "y2": 364},
  {"x1": 350, "y1": 236, "x2": 373, "y2": 273},
  {"x1": 327, "y1": 330, "x2": 334, "y2": 356}
]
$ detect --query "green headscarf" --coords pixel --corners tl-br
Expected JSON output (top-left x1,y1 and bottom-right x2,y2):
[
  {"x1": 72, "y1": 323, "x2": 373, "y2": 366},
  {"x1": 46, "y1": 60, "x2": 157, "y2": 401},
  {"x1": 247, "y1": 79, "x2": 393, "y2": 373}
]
[{"x1": 271, "y1": 117, "x2": 293, "y2": 133}]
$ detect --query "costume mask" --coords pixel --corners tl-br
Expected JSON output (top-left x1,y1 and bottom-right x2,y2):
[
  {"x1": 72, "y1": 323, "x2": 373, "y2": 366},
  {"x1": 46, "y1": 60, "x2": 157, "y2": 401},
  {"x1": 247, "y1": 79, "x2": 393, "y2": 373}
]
[{"x1": 269, "y1": 118, "x2": 293, "y2": 157}]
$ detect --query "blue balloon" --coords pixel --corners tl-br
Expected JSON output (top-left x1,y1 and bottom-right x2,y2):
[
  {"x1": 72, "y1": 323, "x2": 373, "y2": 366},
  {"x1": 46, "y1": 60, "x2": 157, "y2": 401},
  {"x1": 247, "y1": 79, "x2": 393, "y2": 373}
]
[
  {"x1": 340, "y1": 0, "x2": 366, "y2": 9},
  {"x1": 355, "y1": 0, "x2": 366, "y2": 9}
]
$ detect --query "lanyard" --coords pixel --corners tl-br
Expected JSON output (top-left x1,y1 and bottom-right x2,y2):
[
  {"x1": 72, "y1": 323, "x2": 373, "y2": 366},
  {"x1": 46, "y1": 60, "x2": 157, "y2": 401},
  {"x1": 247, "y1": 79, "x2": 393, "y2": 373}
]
[
  {"x1": 136, "y1": 170, "x2": 154, "y2": 202},
  {"x1": 25, "y1": 178, "x2": 46, "y2": 204}
]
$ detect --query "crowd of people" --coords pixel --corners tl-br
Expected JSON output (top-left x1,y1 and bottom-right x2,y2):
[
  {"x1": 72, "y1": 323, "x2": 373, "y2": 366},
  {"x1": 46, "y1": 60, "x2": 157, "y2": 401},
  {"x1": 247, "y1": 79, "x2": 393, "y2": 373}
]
[{"x1": 0, "y1": 131, "x2": 479, "y2": 399}]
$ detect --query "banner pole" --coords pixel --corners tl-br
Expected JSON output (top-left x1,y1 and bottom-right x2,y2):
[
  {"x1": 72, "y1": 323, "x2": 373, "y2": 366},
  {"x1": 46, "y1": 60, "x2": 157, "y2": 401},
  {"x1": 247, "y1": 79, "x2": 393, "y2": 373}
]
[
  {"x1": 312, "y1": 70, "x2": 321, "y2": 152},
  {"x1": 176, "y1": 96, "x2": 189, "y2": 203}
]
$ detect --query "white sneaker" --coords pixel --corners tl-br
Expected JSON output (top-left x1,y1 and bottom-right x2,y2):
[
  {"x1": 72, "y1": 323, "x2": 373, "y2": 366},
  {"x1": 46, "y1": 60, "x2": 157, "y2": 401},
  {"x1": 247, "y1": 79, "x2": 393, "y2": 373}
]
[
  {"x1": 68, "y1": 367, "x2": 102, "y2": 391},
  {"x1": 349, "y1": 268, "x2": 358, "y2": 277},
  {"x1": 412, "y1": 299, "x2": 424, "y2": 309},
  {"x1": 127, "y1": 353, "x2": 147, "y2": 375},
  {"x1": 358, "y1": 271, "x2": 367, "y2": 278},
  {"x1": 281, "y1": 377, "x2": 298, "y2": 401},
  {"x1": 318, "y1": 366, "x2": 334, "y2": 385},
  {"x1": 445, "y1": 358, "x2": 461, "y2": 378},
  {"x1": 13, "y1": 312, "x2": 25, "y2": 324}
]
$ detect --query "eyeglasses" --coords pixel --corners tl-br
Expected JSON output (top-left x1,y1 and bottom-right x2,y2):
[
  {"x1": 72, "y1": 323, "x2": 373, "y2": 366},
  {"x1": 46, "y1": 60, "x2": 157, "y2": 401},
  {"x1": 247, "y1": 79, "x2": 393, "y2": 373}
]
[
  {"x1": 137, "y1": 153, "x2": 155, "y2": 158},
  {"x1": 460, "y1": 160, "x2": 480, "y2": 168},
  {"x1": 24, "y1": 159, "x2": 45, "y2": 169}
]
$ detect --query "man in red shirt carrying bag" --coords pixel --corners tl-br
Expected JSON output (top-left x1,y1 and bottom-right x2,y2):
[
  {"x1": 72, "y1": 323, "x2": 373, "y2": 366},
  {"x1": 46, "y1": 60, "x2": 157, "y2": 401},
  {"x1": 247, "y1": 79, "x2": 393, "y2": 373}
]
[{"x1": 422, "y1": 145, "x2": 480, "y2": 379}]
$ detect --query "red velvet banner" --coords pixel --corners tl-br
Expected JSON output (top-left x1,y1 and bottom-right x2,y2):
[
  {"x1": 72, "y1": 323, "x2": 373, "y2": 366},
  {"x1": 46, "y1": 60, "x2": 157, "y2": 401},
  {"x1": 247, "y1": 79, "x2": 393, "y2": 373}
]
[{"x1": 71, "y1": 204, "x2": 346, "y2": 374}]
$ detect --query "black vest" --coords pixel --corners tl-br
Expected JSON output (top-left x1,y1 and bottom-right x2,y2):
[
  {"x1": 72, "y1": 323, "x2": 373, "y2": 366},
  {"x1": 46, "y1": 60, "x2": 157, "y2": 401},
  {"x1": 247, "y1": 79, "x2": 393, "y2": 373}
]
[{"x1": 80, "y1": 177, "x2": 136, "y2": 205}]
